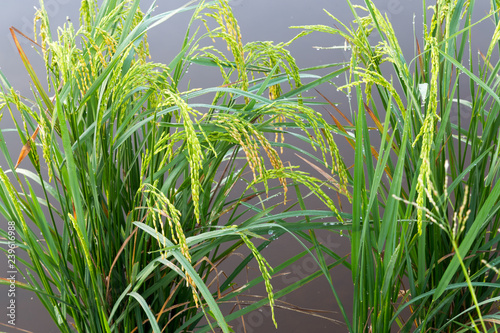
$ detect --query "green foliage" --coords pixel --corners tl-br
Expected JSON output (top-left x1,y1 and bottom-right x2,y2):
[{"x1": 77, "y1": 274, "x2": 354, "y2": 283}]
[
  {"x1": 9, "y1": 0, "x2": 500, "y2": 331},
  {"x1": 296, "y1": 0, "x2": 500, "y2": 331},
  {"x1": 0, "y1": 0, "x2": 349, "y2": 332}
]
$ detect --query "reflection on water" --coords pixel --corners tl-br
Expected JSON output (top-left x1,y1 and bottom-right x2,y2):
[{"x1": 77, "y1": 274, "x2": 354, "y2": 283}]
[{"x1": 0, "y1": 1, "x2": 493, "y2": 332}]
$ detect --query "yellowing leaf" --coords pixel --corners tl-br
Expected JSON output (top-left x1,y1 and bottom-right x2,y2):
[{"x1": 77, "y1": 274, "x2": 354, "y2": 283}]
[{"x1": 14, "y1": 125, "x2": 39, "y2": 169}]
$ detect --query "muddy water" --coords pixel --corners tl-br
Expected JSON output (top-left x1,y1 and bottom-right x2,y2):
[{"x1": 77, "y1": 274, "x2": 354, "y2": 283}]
[{"x1": 0, "y1": 1, "x2": 493, "y2": 332}]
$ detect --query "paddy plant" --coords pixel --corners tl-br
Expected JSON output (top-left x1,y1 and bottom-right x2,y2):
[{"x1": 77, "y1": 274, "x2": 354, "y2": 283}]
[
  {"x1": 0, "y1": 0, "x2": 350, "y2": 332},
  {"x1": 297, "y1": 0, "x2": 500, "y2": 331}
]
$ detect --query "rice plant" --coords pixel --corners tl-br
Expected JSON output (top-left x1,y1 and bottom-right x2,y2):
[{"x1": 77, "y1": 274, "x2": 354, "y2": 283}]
[
  {"x1": 296, "y1": 0, "x2": 500, "y2": 331},
  {"x1": 0, "y1": 0, "x2": 350, "y2": 332}
]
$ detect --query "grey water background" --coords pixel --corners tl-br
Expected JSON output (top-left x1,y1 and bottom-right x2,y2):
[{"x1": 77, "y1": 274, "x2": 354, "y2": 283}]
[{"x1": 0, "y1": 0, "x2": 493, "y2": 332}]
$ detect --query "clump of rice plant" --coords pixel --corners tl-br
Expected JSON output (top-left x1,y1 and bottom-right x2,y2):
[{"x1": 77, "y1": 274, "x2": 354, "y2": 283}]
[
  {"x1": 0, "y1": 0, "x2": 350, "y2": 332},
  {"x1": 296, "y1": 0, "x2": 500, "y2": 331}
]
